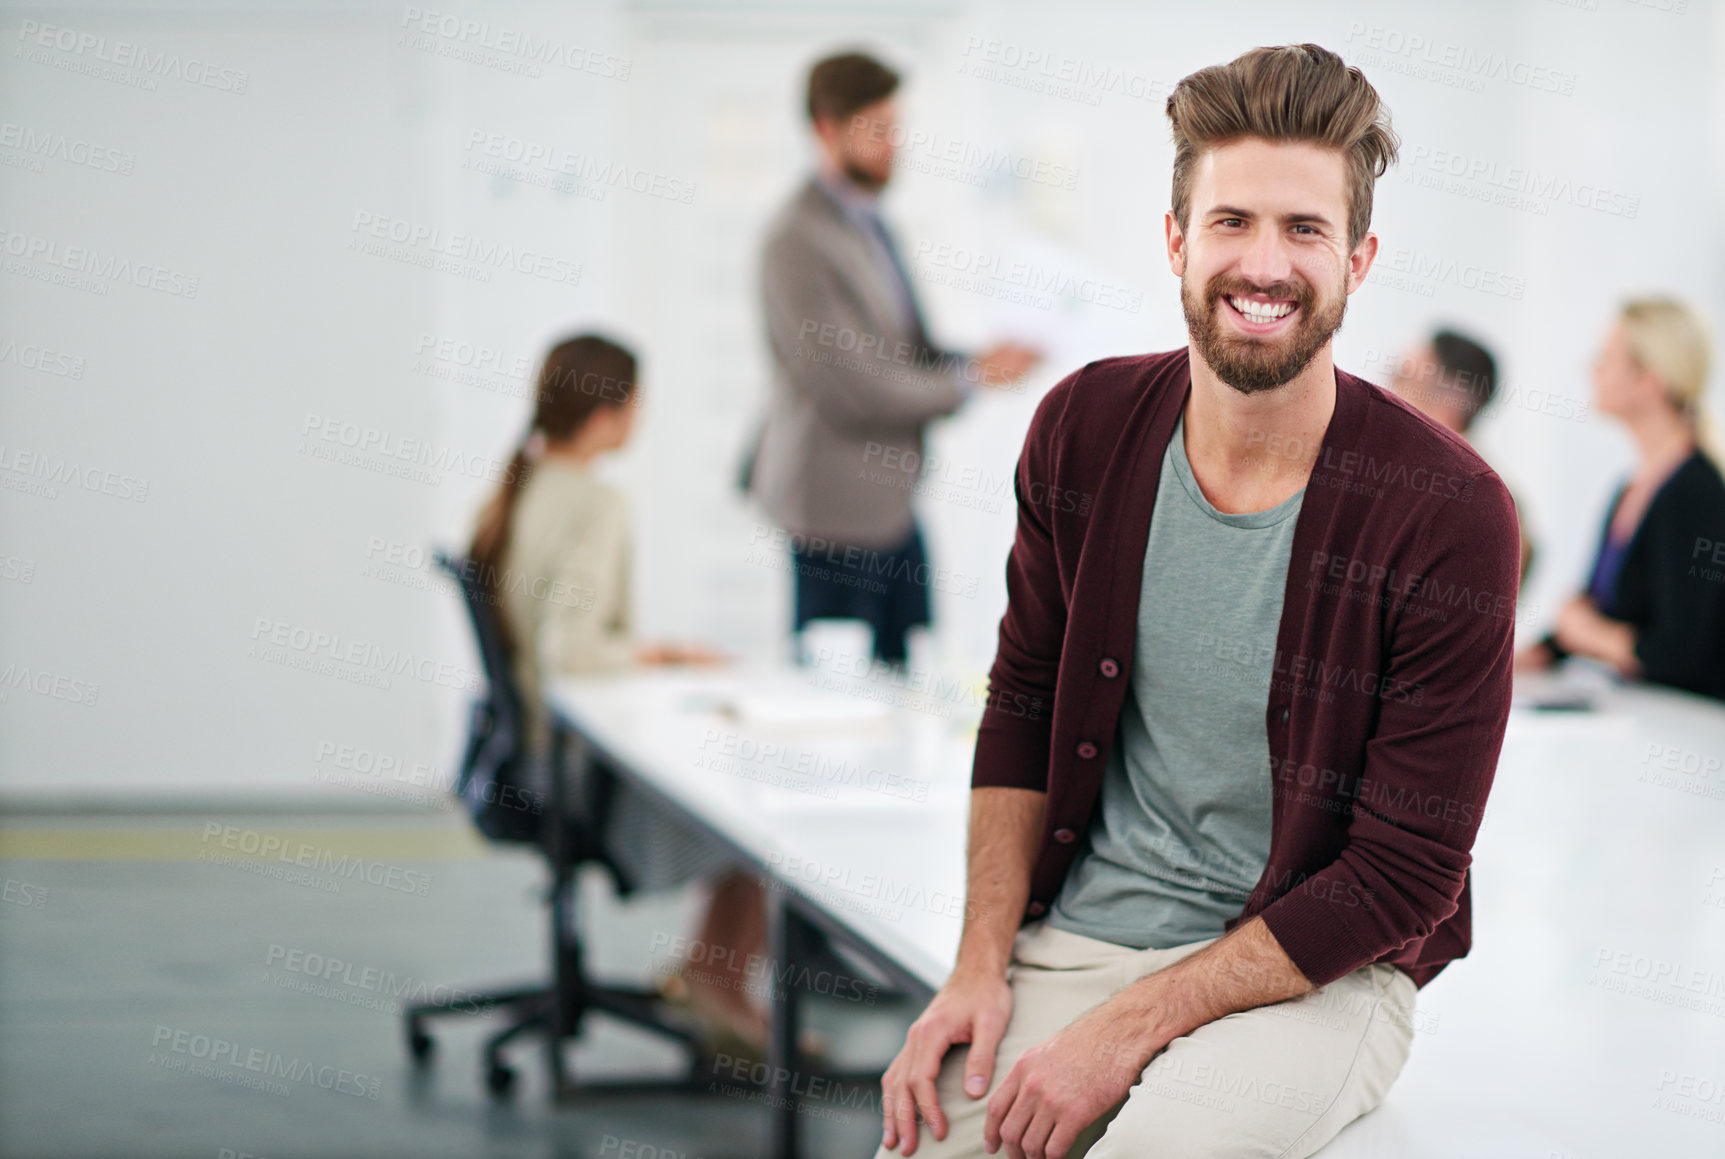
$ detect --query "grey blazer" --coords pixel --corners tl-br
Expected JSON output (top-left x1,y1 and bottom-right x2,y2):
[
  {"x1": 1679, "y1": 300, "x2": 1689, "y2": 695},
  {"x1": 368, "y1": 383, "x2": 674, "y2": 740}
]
[{"x1": 749, "y1": 177, "x2": 969, "y2": 548}]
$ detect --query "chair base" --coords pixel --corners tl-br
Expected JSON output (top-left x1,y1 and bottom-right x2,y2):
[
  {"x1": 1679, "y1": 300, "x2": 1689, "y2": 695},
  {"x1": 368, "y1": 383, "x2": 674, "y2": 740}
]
[
  {"x1": 405, "y1": 975, "x2": 890, "y2": 1103},
  {"x1": 406, "y1": 976, "x2": 706, "y2": 1099}
]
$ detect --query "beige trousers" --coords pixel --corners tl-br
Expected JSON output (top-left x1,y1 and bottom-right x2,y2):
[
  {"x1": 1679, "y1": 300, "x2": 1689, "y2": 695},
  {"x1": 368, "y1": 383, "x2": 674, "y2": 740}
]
[{"x1": 875, "y1": 922, "x2": 1417, "y2": 1159}]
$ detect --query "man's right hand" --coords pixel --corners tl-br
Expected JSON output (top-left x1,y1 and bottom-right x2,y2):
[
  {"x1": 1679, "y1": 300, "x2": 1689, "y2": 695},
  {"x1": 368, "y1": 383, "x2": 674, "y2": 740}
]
[
  {"x1": 975, "y1": 342, "x2": 1042, "y2": 388},
  {"x1": 880, "y1": 968, "x2": 1013, "y2": 1155}
]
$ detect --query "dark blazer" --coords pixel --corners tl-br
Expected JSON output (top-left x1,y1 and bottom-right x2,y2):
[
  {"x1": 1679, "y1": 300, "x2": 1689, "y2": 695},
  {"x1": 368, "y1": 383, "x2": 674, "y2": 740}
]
[
  {"x1": 975, "y1": 349, "x2": 1522, "y2": 988},
  {"x1": 1545, "y1": 451, "x2": 1725, "y2": 700}
]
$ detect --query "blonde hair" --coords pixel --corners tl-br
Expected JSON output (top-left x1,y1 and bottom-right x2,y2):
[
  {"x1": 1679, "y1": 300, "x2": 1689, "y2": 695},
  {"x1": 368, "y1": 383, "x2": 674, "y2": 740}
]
[
  {"x1": 1166, "y1": 44, "x2": 1399, "y2": 250},
  {"x1": 1620, "y1": 297, "x2": 1717, "y2": 458}
]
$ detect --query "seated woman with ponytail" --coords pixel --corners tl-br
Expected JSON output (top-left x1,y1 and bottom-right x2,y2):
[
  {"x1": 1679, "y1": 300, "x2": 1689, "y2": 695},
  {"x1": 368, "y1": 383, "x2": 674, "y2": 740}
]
[
  {"x1": 1518, "y1": 298, "x2": 1725, "y2": 701},
  {"x1": 469, "y1": 334, "x2": 772, "y2": 1055}
]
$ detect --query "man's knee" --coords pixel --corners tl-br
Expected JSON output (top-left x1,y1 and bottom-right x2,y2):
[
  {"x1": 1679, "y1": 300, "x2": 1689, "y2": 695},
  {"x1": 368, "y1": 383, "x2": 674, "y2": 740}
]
[
  {"x1": 1087, "y1": 1105, "x2": 1287, "y2": 1159},
  {"x1": 1084, "y1": 1066, "x2": 1327, "y2": 1159}
]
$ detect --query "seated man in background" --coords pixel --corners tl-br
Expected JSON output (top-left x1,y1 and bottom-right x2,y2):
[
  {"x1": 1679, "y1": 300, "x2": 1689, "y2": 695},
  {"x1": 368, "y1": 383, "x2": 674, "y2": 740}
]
[
  {"x1": 877, "y1": 44, "x2": 1520, "y2": 1159},
  {"x1": 1386, "y1": 328, "x2": 1535, "y2": 582}
]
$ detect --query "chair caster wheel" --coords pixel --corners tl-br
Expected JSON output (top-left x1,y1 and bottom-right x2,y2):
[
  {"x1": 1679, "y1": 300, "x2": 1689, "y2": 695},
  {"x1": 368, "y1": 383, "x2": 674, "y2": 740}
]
[{"x1": 486, "y1": 1062, "x2": 517, "y2": 1098}]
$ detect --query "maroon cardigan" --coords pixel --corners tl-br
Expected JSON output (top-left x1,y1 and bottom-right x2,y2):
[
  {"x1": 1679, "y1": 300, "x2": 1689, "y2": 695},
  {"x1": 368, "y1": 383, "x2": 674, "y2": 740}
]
[{"x1": 974, "y1": 349, "x2": 1521, "y2": 988}]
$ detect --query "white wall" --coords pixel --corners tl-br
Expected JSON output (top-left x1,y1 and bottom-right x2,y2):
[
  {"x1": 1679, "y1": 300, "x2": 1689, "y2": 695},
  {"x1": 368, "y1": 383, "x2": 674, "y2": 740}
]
[{"x1": 3, "y1": 0, "x2": 1721, "y2": 802}]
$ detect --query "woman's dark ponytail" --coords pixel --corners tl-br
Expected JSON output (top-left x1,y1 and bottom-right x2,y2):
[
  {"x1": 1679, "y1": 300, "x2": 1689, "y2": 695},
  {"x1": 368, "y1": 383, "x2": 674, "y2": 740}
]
[
  {"x1": 470, "y1": 438, "x2": 536, "y2": 601},
  {"x1": 468, "y1": 334, "x2": 638, "y2": 652}
]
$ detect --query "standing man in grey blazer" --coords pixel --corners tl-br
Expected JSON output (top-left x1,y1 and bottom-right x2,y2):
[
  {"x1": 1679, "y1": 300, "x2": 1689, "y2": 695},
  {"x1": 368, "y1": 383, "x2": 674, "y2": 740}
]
[{"x1": 749, "y1": 50, "x2": 1039, "y2": 666}]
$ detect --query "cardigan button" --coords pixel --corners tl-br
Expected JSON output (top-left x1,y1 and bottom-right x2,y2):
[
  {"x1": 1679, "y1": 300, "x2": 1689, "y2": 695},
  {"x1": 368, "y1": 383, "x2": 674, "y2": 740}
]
[
  {"x1": 1026, "y1": 901, "x2": 1047, "y2": 917},
  {"x1": 1076, "y1": 741, "x2": 1098, "y2": 760},
  {"x1": 1278, "y1": 707, "x2": 1290, "y2": 724},
  {"x1": 1053, "y1": 828, "x2": 1077, "y2": 844},
  {"x1": 1098, "y1": 658, "x2": 1120, "y2": 678}
]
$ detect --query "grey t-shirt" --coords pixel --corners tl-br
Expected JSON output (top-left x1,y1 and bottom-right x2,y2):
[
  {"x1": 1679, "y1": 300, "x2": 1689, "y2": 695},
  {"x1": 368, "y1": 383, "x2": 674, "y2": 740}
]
[{"x1": 1047, "y1": 413, "x2": 1305, "y2": 950}]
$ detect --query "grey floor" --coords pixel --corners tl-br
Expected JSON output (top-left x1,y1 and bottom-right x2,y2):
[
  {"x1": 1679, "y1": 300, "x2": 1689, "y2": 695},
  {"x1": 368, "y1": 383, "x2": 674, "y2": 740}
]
[{"x1": 0, "y1": 812, "x2": 910, "y2": 1159}]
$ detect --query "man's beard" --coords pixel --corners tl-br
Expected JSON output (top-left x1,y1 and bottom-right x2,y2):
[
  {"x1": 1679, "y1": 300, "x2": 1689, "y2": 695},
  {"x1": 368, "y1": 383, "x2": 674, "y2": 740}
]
[
  {"x1": 1183, "y1": 271, "x2": 1346, "y2": 395},
  {"x1": 841, "y1": 156, "x2": 888, "y2": 193}
]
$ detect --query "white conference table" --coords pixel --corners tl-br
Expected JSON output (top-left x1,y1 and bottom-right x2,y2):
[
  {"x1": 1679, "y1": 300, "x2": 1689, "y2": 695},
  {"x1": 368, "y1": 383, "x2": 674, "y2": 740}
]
[{"x1": 549, "y1": 664, "x2": 1725, "y2": 1158}]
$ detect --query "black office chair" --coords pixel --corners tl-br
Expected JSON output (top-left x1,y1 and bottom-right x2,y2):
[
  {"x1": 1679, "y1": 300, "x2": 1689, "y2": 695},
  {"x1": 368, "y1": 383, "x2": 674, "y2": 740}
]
[{"x1": 403, "y1": 551, "x2": 702, "y2": 1098}]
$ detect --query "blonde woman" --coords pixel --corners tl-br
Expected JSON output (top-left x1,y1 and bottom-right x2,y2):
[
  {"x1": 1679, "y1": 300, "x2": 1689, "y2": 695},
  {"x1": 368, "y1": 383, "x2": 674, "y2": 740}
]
[{"x1": 1519, "y1": 299, "x2": 1725, "y2": 700}]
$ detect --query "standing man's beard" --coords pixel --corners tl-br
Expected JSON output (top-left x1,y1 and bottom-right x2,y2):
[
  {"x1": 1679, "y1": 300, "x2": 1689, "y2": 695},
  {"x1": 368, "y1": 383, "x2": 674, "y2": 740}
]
[
  {"x1": 1182, "y1": 271, "x2": 1347, "y2": 395},
  {"x1": 841, "y1": 157, "x2": 888, "y2": 193}
]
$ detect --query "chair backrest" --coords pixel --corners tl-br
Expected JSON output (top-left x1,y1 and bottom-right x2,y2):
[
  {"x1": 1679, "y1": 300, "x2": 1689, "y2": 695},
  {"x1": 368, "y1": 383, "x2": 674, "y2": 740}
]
[{"x1": 434, "y1": 551, "x2": 542, "y2": 843}]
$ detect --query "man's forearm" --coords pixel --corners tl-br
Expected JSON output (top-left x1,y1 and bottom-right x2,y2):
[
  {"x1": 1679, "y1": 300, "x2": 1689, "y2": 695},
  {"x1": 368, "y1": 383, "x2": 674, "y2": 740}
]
[
  {"x1": 1113, "y1": 916, "x2": 1314, "y2": 1049},
  {"x1": 952, "y1": 787, "x2": 1045, "y2": 979}
]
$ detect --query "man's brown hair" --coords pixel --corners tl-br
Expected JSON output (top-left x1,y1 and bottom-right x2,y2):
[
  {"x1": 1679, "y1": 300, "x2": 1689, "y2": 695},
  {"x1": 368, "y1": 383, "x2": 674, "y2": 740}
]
[
  {"x1": 1166, "y1": 44, "x2": 1398, "y2": 251},
  {"x1": 806, "y1": 51, "x2": 899, "y2": 124}
]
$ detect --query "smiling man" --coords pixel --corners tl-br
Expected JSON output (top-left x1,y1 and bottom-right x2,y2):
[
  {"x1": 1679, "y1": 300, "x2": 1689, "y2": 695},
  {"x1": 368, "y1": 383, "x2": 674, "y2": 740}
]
[{"x1": 875, "y1": 45, "x2": 1521, "y2": 1159}]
